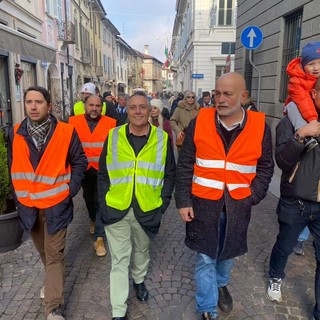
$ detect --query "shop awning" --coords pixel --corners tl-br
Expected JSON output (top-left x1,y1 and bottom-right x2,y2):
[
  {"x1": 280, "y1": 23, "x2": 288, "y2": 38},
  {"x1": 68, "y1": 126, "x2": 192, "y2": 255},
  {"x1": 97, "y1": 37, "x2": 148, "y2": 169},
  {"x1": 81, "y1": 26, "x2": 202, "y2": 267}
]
[{"x1": 0, "y1": 26, "x2": 56, "y2": 63}]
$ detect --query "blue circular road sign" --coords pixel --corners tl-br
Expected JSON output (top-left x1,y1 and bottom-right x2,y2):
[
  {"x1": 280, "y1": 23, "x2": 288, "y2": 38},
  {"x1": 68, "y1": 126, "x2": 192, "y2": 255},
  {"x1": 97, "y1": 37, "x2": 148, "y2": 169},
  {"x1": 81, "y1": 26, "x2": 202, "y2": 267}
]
[{"x1": 241, "y1": 26, "x2": 263, "y2": 50}]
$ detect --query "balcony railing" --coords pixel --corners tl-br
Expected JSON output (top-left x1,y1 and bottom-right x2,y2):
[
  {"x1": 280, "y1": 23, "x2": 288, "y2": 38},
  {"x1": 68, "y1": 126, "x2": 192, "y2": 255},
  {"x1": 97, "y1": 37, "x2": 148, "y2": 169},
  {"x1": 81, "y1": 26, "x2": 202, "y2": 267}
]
[{"x1": 57, "y1": 20, "x2": 76, "y2": 44}]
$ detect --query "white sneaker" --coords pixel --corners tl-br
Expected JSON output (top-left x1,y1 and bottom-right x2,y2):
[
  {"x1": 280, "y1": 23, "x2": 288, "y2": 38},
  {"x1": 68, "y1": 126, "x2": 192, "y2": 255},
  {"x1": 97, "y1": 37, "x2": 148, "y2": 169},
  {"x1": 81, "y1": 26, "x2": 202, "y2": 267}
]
[
  {"x1": 40, "y1": 286, "x2": 45, "y2": 299},
  {"x1": 47, "y1": 308, "x2": 64, "y2": 320},
  {"x1": 266, "y1": 278, "x2": 282, "y2": 302}
]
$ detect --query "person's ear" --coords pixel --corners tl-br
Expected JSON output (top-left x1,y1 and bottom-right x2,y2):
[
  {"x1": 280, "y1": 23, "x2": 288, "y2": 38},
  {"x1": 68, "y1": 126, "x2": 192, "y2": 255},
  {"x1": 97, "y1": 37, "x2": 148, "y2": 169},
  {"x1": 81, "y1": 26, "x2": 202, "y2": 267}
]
[
  {"x1": 311, "y1": 88, "x2": 317, "y2": 100},
  {"x1": 241, "y1": 90, "x2": 249, "y2": 104}
]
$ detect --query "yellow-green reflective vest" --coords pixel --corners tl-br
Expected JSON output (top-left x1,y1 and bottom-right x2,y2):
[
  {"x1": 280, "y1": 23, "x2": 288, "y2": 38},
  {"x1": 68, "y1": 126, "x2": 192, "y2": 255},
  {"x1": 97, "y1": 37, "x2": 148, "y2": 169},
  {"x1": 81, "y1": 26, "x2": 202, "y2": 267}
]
[
  {"x1": 73, "y1": 100, "x2": 106, "y2": 115},
  {"x1": 106, "y1": 124, "x2": 168, "y2": 212}
]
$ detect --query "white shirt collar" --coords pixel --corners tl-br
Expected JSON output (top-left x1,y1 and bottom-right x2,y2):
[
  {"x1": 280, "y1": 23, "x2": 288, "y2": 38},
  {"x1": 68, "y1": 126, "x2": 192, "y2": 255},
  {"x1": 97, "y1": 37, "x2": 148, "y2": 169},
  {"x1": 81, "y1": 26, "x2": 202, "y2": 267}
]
[{"x1": 217, "y1": 108, "x2": 245, "y2": 131}]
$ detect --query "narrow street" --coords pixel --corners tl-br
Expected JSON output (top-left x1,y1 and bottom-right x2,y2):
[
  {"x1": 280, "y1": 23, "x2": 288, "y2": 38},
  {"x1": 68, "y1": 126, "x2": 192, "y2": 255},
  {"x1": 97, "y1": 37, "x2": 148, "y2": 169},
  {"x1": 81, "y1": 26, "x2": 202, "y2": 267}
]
[{"x1": 0, "y1": 191, "x2": 317, "y2": 320}]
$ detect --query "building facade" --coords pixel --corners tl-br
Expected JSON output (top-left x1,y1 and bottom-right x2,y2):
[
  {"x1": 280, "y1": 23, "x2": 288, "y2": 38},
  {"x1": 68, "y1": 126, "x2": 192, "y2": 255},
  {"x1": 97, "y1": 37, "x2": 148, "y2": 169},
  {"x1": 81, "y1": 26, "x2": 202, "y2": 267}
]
[
  {"x1": 0, "y1": 0, "x2": 165, "y2": 129},
  {"x1": 171, "y1": 0, "x2": 237, "y2": 98},
  {"x1": 235, "y1": 0, "x2": 320, "y2": 189}
]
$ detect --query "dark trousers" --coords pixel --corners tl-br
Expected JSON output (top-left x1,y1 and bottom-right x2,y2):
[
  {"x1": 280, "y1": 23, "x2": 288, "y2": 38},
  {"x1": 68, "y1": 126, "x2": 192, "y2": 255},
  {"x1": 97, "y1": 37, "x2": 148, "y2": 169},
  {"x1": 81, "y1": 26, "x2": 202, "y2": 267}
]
[
  {"x1": 30, "y1": 210, "x2": 67, "y2": 316},
  {"x1": 81, "y1": 169, "x2": 105, "y2": 239},
  {"x1": 269, "y1": 197, "x2": 320, "y2": 319}
]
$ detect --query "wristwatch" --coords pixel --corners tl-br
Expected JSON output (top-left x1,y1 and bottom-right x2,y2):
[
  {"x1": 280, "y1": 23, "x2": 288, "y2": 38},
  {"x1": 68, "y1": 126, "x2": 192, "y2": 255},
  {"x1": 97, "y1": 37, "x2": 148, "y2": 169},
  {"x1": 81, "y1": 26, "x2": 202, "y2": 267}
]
[{"x1": 293, "y1": 132, "x2": 305, "y2": 143}]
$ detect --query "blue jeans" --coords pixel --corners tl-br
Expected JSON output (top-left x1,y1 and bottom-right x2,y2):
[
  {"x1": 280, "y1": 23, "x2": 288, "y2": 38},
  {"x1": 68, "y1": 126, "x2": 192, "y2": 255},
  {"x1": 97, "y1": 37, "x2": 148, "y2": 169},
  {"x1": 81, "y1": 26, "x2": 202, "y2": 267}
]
[
  {"x1": 269, "y1": 197, "x2": 320, "y2": 319},
  {"x1": 194, "y1": 212, "x2": 234, "y2": 316},
  {"x1": 94, "y1": 212, "x2": 106, "y2": 240},
  {"x1": 298, "y1": 226, "x2": 310, "y2": 242}
]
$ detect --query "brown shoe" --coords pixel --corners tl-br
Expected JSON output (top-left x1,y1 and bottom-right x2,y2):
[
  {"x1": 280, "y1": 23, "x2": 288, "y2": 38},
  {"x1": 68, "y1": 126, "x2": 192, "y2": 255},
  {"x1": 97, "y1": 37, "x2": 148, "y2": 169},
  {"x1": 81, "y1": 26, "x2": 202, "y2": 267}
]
[
  {"x1": 90, "y1": 221, "x2": 95, "y2": 235},
  {"x1": 94, "y1": 237, "x2": 107, "y2": 257}
]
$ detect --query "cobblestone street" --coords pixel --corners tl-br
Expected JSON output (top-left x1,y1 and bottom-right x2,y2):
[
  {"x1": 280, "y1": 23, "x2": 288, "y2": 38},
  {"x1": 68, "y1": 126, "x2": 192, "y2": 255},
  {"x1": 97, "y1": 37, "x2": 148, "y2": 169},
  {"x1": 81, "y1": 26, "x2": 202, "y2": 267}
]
[{"x1": 0, "y1": 191, "x2": 317, "y2": 319}]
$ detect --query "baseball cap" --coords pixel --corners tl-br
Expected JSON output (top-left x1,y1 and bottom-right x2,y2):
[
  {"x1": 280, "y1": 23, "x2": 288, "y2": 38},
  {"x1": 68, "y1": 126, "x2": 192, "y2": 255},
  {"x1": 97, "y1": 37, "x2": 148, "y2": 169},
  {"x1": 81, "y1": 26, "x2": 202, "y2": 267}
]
[{"x1": 80, "y1": 83, "x2": 95, "y2": 95}]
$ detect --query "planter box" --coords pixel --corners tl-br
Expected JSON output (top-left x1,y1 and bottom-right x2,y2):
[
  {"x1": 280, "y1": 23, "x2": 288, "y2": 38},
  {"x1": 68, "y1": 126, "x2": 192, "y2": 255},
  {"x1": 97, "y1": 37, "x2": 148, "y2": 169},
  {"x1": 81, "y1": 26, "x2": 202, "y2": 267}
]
[{"x1": 0, "y1": 210, "x2": 23, "y2": 253}]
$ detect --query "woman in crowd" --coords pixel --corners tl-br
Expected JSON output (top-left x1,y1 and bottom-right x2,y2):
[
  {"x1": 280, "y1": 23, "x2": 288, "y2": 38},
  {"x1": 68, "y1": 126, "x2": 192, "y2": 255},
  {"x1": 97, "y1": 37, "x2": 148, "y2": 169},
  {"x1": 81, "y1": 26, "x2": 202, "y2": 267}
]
[
  {"x1": 149, "y1": 98, "x2": 173, "y2": 148},
  {"x1": 170, "y1": 90, "x2": 200, "y2": 151}
]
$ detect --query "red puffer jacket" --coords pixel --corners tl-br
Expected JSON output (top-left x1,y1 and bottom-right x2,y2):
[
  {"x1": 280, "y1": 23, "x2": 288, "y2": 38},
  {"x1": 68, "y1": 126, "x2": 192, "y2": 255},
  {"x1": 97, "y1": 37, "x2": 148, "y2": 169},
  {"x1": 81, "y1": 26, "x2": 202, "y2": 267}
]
[{"x1": 285, "y1": 57, "x2": 318, "y2": 122}]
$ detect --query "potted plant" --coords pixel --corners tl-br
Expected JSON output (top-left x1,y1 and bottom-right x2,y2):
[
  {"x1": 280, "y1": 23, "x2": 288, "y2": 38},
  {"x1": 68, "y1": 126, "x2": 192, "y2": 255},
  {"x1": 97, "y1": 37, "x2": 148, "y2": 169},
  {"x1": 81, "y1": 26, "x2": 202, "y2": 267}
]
[{"x1": 0, "y1": 128, "x2": 23, "y2": 253}]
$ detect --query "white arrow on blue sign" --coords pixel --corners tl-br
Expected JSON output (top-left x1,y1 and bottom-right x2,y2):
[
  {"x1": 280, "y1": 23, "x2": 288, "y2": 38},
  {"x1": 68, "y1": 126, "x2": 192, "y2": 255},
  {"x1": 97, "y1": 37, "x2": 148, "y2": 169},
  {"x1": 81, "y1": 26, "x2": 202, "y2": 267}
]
[{"x1": 240, "y1": 26, "x2": 263, "y2": 50}]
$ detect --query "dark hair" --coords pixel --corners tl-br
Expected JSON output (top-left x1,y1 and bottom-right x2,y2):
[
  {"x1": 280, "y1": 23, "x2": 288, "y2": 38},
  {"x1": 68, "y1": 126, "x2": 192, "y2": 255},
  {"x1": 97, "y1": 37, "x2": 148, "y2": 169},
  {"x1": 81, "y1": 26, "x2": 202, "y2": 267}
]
[
  {"x1": 95, "y1": 86, "x2": 100, "y2": 94},
  {"x1": 102, "y1": 91, "x2": 112, "y2": 99},
  {"x1": 128, "y1": 91, "x2": 150, "y2": 109},
  {"x1": 202, "y1": 91, "x2": 210, "y2": 97},
  {"x1": 23, "y1": 86, "x2": 51, "y2": 104}
]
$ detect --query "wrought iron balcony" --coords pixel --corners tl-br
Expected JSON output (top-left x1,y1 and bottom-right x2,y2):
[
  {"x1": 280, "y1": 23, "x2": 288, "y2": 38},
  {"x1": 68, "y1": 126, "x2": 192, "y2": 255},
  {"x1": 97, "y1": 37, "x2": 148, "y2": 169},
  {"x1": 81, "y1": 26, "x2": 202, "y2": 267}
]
[{"x1": 57, "y1": 20, "x2": 76, "y2": 44}]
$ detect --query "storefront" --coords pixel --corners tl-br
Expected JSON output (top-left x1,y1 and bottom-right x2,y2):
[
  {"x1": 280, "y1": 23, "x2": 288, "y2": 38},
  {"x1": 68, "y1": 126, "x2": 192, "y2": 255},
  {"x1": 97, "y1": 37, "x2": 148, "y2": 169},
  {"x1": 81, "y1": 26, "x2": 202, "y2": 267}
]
[
  {"x1": 0, "y1": 25, "x2": 56, "y2": 125},
  {"x1": 0, "y1": 51, "x2": 11, "y2": 130}
]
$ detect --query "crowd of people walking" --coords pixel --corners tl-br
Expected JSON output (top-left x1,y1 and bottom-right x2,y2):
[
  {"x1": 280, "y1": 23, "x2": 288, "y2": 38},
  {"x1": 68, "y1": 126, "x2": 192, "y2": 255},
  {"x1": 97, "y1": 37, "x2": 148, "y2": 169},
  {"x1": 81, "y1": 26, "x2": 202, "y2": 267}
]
[{"x1": 5, "y1": 41, "x2": 320, "y2": 320}]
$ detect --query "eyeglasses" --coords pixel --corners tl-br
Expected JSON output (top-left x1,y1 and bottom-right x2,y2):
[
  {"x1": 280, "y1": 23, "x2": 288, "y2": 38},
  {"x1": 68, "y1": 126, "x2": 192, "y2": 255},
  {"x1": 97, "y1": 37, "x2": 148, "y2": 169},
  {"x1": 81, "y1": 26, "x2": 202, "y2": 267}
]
[{"x1": 186, "y1": 96, "x2": 195, "y2": 99}]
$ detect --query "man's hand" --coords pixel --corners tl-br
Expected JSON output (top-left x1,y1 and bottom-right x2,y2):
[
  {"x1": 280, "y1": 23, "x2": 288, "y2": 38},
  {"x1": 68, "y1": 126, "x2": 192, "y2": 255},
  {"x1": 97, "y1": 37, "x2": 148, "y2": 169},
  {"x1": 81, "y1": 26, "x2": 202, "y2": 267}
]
[
  {"x1": 177, "y1": 131, "x2": 185, "y2": 140},
  {"x1": 297, "y1": 120, "x2": 320, "y2": 138},
  {"x1": 179, "y1": 207, "x2": 194, "y2": 222}
]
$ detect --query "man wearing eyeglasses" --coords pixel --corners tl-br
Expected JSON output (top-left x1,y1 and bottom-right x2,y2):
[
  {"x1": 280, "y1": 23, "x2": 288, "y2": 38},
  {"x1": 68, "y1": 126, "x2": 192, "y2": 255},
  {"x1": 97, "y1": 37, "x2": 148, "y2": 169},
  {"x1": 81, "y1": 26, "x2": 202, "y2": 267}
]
[
  {"x1": 97, "y1": 91, "x2": 176, "y2": 320},
  {"x1": 175, "y1": 73, "x2": 274, "y2": 320}
]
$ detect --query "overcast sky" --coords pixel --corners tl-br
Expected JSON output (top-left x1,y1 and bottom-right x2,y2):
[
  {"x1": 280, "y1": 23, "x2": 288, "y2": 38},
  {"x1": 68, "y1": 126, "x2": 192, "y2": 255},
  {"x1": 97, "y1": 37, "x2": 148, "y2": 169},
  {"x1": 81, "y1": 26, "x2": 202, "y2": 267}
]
[{"x1": 101, "y1": 0, "x2": 176, "y2": 62}]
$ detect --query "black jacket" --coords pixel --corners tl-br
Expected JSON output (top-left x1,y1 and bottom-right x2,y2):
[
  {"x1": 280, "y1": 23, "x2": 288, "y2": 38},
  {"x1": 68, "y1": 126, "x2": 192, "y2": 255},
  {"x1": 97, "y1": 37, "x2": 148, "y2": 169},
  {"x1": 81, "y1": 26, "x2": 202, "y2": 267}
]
[
  {"x1": 7, "y1": 114, "x2": 87, "y2": 234},
  {"x1": 97, "y1": 124, "x2": 176, "y2": 239},
  {"x1": 175, "y1": 110, "x2": 274, "y2": 259},
  {"x1": 275, "y1": 115, "x2": 320, "y2": 200}
]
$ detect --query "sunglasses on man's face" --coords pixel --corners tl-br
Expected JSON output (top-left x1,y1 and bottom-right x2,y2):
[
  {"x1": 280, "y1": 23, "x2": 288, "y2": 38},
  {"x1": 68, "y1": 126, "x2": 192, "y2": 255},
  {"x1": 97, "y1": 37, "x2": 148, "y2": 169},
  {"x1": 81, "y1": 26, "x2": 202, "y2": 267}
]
[{"x1": 186, "y1": 96, "x2": 195, "y2": 99}]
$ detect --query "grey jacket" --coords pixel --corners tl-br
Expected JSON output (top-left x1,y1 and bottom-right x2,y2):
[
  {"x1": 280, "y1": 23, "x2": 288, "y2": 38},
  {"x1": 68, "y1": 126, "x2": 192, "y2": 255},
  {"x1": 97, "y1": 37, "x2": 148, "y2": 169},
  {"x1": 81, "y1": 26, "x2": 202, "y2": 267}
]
[{"x1": 175, "y1": 110, "x2": 274, "y2": 259}]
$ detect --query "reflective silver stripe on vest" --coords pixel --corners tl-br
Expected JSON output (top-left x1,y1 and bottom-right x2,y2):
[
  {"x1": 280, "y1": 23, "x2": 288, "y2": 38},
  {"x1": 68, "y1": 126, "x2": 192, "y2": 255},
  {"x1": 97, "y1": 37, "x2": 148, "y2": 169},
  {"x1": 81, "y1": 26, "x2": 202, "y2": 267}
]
[
  {"x1": 138, "y1": 161, "x2": 165, "y2": 172},
  {"x1": 226, "y1": 162, "x2": 256, "y2": 174},
  {"x1": 16, "y1": 183, "x2": 69, "y2": 200},
  {"x1": 11, "y1": 172, "x2": 71, "y2": 184},
  {"x1": 136, "y1": 176, "x2": 163, "y2": 187},
  {"x1": 11, "y1": 172, "x2": 34, "y2": 180},
  {"x1": 29, "y1": 183, "x2": 69, "y2": 200},
  {"x1": 196, "y1": 158, "x2": 225, "y2": 168},
  {"x1": 14, "y1": 191, "x2": 29, "y2": 198},
  {"x1": 109, "y1": 176, "x2": 132, "y2": 184},
  {"x1": 111, "y1": 127, "x2": 121, "y2": 163},
  {"x1": 156, "y1": 128, "x2": 165, "y2": 162},
  {"x1": 88, "y1": 157, "x2": 99, "y2": 163},
  {"x1": 192, "y1": 175, "x2": 224, "y2": 190},
  {"x1": 107, "y1": 161, "x2": 134, "y2": 171},
  {"x1": 82, "y1": 142, "x2": 104, "y2": 148},
  {"x1": 227, "y1": 183, "x2": 250, "y2": 191}
]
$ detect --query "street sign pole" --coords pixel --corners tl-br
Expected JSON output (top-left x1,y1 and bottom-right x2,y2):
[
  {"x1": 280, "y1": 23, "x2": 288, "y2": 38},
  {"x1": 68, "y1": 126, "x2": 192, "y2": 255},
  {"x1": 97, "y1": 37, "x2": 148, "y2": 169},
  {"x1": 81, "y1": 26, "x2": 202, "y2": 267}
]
[
  {"x1": 249, "y1": 50, "x2": 261, "y2": 111},
  {"x1": 240, "y1": 26, "x2": 263, "y2": 111}
]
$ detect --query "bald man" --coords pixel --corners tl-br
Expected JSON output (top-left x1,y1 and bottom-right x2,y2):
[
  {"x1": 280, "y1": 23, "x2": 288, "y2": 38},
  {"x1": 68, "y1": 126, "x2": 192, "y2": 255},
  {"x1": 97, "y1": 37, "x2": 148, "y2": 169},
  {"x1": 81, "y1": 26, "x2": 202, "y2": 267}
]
[
  {"x1": 175, "y1": 72, "x2": 274, "y2": 320},
  {"x1": 69, "y1": 95, "x2": 116, "y2": 257}
]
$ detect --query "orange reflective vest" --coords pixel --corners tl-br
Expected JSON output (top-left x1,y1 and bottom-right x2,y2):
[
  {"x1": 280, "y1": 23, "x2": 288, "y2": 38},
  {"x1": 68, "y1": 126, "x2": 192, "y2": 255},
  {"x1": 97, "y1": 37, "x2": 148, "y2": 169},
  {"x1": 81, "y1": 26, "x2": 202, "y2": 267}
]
[
  {"x1": 11, "y1": 122, "x2": 74, "y2": 209},
  {"x1": 192, "y1": 108, "x2": 265, "y2": 200},
  {"x1": 68, "y1": 115, "x2": 116, "y2": 170}
]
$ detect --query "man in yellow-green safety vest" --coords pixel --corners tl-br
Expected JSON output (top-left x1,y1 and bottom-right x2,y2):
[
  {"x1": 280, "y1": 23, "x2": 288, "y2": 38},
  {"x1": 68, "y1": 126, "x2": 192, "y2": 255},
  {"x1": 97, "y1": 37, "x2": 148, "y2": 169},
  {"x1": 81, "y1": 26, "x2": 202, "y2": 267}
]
[
  {"x1": 72, "y1": 82, "x2": 108, "y2": 116},
  {"x1": 97, "y1": 91, "x2": 176, "y2": 320}
]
